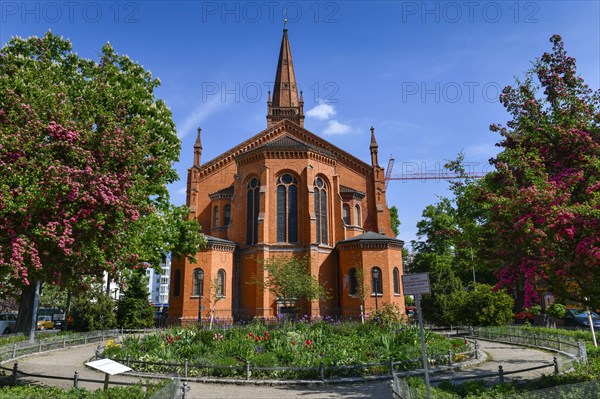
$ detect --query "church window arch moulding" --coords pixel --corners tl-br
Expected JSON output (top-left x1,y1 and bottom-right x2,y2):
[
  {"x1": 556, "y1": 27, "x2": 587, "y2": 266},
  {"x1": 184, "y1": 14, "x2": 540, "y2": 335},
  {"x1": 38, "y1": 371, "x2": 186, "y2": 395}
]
[
  {"x1": 246, "y1": 177, "x2": 260, "y2": 245},
  {"x1": 314, "y1": 176, "x2": 329, "y2": 245},
  {"x1": 276, "y1": 172, "x2": 299, "y2": 243}
]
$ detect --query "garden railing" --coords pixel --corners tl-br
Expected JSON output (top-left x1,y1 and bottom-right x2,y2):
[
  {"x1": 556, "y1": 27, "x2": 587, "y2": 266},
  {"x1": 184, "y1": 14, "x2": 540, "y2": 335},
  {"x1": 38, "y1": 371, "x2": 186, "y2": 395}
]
[
  {"x1": 466, "y1": 326, "x2": 587, "y2": 365},
  {"x1": 99, "y1": 342, "x2": 478, "y2": 382}
]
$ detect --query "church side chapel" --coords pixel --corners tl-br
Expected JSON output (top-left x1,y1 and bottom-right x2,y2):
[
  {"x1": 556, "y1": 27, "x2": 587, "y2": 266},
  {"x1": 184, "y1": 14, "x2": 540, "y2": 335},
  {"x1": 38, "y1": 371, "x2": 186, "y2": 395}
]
[{"x1": 168, "y1": 26, "x2": 406, "y2": 324}]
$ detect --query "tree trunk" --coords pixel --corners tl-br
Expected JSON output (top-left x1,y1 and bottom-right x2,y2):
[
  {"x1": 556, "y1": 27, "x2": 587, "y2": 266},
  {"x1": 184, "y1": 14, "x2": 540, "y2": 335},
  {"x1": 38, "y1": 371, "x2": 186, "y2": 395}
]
[{"x1": 15, "y1": 282, "x2": 40, "y2": 333}]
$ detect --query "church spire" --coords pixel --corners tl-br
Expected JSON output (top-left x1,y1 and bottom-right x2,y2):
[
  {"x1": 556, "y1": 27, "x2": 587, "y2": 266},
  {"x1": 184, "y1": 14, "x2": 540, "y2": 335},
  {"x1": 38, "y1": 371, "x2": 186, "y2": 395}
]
[
  {"x1": 193, "y1": 127, "x2": 202, "y2": 166},
  {"x1": 267, "y1": 25, "x2": 304, "y2": 128},
  {"x1": 370, "y1": 126, "x2": 379, "y2": 167}
]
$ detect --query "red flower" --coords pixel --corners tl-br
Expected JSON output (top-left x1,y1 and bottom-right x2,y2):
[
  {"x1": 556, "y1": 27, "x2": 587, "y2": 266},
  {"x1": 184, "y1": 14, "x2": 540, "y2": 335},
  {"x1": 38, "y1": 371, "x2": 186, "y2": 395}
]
[{"x1": 305, "y1": 339, "x2": 311, "y2": 345}]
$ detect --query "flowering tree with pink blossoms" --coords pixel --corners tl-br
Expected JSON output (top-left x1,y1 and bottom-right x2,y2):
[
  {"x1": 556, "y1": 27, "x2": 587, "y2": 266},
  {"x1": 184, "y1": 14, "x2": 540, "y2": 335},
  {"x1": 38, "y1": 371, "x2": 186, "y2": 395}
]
[
  {"x1": 482, "y1": 35, "x2": 600, "y2": 308},
  {"x1": 0, "y1": 32, "x2": 202, "y2": 332}
]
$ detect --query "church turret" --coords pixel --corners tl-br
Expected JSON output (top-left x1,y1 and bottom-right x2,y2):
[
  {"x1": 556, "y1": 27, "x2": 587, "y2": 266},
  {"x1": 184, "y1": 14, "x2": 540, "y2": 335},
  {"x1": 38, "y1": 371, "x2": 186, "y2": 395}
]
[
  {"x1": 369, "y1": 126, "x2": 379, "y2": 167},
  {"x1": 193, "y1": 127, "x2": 202, "y2": 167},
  {"x1": 267, "y1": 23, "x2": 304, "y2": 128}
]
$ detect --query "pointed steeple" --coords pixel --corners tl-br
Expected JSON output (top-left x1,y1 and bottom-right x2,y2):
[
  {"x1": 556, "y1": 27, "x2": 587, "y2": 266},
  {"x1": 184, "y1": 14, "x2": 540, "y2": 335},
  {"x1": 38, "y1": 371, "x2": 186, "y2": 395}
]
[
  {"x1": 267, "y1": 25, "x2": 304, "y2": 128},
  {"x1": 193, "y1": 127, "x2": 202, "y2": 166},
  {"x1": 370, "y1": 126, "x2": 379, "y2": 167}
]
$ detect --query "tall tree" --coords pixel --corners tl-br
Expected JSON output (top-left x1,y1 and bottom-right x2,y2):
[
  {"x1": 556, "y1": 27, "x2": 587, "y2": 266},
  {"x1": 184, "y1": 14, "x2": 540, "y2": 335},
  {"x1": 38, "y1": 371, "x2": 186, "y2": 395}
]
[
  {"x1": 116, "y1": 271, "x2": 155, "y2": 329},
  {"x1": 409, "y1": 200, "x2": 463, "y2": 324},
  {"x1": 0, "y1": 32, "x2": 203, "y2": 332},
  {"x1": 481, "y1": 35, "x2": 600, "y2": 308}
]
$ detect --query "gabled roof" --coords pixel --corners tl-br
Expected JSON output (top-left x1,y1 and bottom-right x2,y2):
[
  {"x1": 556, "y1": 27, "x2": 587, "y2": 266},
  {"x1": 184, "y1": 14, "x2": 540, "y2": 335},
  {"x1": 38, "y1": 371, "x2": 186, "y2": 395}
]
[
  {"x1": 196, "y1": 120, "x2": 373, "y2": 179},
  {"x1": 240, "y1": 134, "x2": 335, "y2": 159}
]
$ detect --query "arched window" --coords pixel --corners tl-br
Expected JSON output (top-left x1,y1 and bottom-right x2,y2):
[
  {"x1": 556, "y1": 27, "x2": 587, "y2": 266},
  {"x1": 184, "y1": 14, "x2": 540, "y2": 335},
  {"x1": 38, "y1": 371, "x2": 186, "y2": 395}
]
[
  {"x1": 342, "y1": 204, "x2": 350, "y2": 225},
  {"x1": 192, "y1": 268, "x2": 204, "y2": 297},
  {"x1": 393, "y1": 267, "x2": 400, "y2": 295},
  {"x1": 371, "y1": 267, "x2": 383, "y2": 295},
  {"x1": 213, "y1": 206, "x2": 219, "y2": 228},
  {"x1": 276, "y1": 173, "x2": 298, "y2": 243},
  {"x1": 354, "y1": 205, "x2": 361, "y2": 226},
  {"x1": 349, "y1": 267, "x2": 358, "y2": 296},
  {"x1": 172, "y1": 269, "x2": 181, "y2": 297},
  {"x1": 217, "y1": 269, "x2": 226, "y2": 297},
  {"x1": 314, "y1": 177, "x2": 328, "y2": 244},
  {"x1": 246, "y1": 178, "x2": 260, "y2": 244},
  {"x1": 223, "y1": 204, "x2": 231, "y2": 226}
]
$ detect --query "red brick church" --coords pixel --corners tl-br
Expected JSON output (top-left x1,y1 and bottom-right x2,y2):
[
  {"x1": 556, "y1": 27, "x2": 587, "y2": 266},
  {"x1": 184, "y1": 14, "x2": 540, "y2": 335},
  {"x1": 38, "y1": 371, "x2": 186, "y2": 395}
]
[{"x1": 168, "y1": 27, "x2": 406, "y2": 324}]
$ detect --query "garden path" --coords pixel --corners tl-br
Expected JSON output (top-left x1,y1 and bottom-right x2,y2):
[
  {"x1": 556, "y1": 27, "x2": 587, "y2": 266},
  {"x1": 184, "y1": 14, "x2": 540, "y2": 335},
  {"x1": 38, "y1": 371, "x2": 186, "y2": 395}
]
[{"x1": 10, "y1": 338, "x2": 564, "y2": 398}]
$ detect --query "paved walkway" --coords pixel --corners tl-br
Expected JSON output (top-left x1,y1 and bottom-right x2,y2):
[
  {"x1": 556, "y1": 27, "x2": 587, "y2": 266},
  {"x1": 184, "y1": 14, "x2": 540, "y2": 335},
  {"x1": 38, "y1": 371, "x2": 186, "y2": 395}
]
[{"x1": 6, "y1": 339, "x2": 566, "y2": 399}]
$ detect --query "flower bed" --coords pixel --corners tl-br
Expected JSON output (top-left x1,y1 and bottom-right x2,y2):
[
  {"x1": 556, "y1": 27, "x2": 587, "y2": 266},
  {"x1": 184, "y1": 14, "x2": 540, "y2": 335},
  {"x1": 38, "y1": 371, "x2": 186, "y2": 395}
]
[{"x1": 103, "y1": 320, "x2": 470, "y2": 379}]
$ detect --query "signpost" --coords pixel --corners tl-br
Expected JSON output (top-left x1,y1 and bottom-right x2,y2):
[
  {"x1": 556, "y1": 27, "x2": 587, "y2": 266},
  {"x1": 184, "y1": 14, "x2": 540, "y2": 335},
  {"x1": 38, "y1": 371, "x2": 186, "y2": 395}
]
[
  {"x1": 402, "y1": 273, "x2": 431, "y2": 399},
  {"x1": 85, "y1": 358, "x2": 132, "y2": 390}
]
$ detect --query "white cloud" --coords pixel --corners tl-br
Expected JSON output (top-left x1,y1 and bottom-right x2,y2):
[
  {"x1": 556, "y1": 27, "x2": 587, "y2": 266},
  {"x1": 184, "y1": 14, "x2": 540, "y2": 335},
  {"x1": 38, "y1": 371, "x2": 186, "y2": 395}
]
[
  {"x1": 176, "y1": 186, "x2": 187, "y2": 195},
  {"x1": 177, "y1": 96, "x2": 229, "y2": 139},
  {"x1": 306, "y1": 102, "x2": 336, "y2": 120},
  {"x1": 323, "y1": 120, "x2": 353, "y2": 135}
]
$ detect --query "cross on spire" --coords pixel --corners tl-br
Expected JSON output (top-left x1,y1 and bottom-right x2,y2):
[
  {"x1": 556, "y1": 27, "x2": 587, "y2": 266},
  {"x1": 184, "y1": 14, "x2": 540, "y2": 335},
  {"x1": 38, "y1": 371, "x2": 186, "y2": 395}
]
[{"x1": 266, "y1": 25, "x2": 304, "y2": 128}]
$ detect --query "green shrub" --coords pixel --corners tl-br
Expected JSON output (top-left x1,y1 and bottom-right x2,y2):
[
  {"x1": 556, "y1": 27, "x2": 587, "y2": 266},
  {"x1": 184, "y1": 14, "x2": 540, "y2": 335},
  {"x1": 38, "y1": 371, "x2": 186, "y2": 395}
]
[
  {"x1": 71, "y1": 290, "x2": 116, "y2": 332},
  {"x1": 0, "y1": 384, "x2": 163, "y2": 399},
  {"x1": 369, "y1": 303, "x2": 403, "y2": 327},
  {"x1": 547, "y1": 303, "x2": 567, "y2": 319},
  {"x1": 116, "y1": 271, "x2": 155, "y2": 329},
  {"x1": 450, "y1": 283, "x2": 514, "y2": 326}
]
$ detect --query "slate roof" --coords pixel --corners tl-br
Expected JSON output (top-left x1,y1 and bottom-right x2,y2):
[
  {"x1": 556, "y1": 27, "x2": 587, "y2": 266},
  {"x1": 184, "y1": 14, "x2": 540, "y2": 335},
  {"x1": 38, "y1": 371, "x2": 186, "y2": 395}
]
[{"x1": 336, "y1": 231, "x2": 404, "y2": 246}]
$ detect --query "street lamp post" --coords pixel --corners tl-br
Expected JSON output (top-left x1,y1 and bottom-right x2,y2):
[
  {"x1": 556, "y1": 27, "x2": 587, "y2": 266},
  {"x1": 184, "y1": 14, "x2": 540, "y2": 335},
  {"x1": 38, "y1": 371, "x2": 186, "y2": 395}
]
[
  {"x1": 373, "y1": 268, "x2": 380, "y2": 312},
  {"x1": 196, "y1": 270, "x2": 204, "y2": 328},
  {"x1": 470, "y1": 245, "x2": 476, "y2": 284}
]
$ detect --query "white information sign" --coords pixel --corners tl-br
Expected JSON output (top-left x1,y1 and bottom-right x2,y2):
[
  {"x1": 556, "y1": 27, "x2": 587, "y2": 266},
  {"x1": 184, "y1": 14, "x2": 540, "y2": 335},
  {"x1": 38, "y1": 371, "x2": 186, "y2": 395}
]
[
  {"x1": 85, "y1": 359, "x2": 132, "y2": 375},
  {"x1": 402, "y1": 273, "x2": 431, "y2": 295}
]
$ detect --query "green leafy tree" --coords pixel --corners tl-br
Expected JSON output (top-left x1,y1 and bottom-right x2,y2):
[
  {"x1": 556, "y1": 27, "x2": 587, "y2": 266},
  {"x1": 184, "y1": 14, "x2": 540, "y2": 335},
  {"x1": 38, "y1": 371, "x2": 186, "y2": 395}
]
[
  {"x1": 450, "y1": 283, "x2": 514, "y2": 326},
  {"x1": 389, "y1": 205, "x2": 401, "y2": 237},
  {"x1": 71, "y1": 289, "x2": 116, "y2": 332},
  {"x1": 259, "y1": 256, "x2": 329, "y2": 315},
  {"x1": 0, "y1": 32, "x2": 203, "y2": 332},
  {"x1": 409, "y1": 201, "x2": 463, "y2": 324},
  {"x1": 116, "y1": 271, "x2": 155, "y2": 329},
  {"x1": 479, "y1": 35, "x2": 600, "y2": 308}
]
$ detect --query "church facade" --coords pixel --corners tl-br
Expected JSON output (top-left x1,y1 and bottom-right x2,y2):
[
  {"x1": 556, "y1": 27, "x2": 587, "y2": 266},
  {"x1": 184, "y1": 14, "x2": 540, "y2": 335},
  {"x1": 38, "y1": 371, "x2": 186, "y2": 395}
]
[{"x1": 168, "y1": 28, "x2": 406, "y2": 324}]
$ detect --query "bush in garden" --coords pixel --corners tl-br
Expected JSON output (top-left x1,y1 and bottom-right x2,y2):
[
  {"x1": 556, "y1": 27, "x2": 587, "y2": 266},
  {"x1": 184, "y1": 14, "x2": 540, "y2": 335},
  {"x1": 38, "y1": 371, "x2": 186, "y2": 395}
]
[
  {"x1": 369, "y1": 303, "x2": 403, "y2": 327},
  {"x1": 546, "y1": 303, "x2": 567, "y2": 319},
  {"x1": 450, "y1": 283, "x2": 514, "y2": 326},
  {"x1": 116, "y1": 271, "x2": 155, "y2": 329},
  {"x1": 71, "y1": 290, "x2": 116, "y2": 331}
]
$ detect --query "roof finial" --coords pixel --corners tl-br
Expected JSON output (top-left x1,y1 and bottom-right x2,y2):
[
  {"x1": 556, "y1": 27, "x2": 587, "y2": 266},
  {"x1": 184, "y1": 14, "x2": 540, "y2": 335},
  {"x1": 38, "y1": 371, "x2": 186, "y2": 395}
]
[{"x1": 283, "y1": 9, "x2": 287, "y2": 30}]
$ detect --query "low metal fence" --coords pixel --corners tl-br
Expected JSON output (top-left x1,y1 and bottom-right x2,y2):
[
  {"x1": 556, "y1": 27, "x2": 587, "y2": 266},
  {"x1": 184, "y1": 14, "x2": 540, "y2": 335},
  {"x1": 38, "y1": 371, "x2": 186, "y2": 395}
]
[
  {"x1": 0, "y1": 328, "x2": 161, "y2": 364},
  {"x1": 392, "y1": 326, "x2": 590, "y2": 398},
  {"x1": 0, "y1": 362, "x2": 188, "y2": 399},
  {"x1": 102, "y1": 343, "x2": 476, "y2": 381},
  {"x1": 468, "y1": 326, "x2": 587, "y2": 365},
  {"x1": 0, "y1": 330, "x2": 121, "y2": 363}
]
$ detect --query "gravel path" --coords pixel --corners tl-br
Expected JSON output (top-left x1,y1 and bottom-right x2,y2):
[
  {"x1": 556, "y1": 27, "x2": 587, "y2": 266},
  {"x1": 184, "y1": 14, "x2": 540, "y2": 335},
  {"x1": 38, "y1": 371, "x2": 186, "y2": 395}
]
[{"x1": 7, "y1": 338, "x2": 566, "y2": 398}]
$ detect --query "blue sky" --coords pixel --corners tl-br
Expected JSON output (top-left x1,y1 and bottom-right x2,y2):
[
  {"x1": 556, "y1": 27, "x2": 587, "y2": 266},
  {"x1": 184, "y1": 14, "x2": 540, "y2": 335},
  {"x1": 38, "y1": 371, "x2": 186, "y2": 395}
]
[{"x1": 1, "y1": 1, "x2": 599, "y2": 244}]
